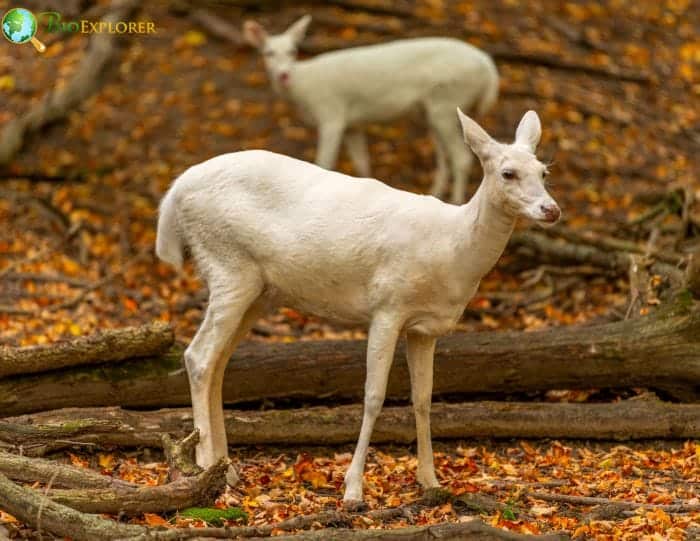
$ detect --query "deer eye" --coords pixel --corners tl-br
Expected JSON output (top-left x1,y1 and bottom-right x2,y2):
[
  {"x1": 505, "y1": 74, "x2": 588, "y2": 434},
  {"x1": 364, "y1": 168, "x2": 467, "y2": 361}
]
[
  {"x1": 502, "y1": 169, "x2": 518, "y2": 180},
  {"x1": 542, "y1": 170, "x2": 549, "y2": 179}
]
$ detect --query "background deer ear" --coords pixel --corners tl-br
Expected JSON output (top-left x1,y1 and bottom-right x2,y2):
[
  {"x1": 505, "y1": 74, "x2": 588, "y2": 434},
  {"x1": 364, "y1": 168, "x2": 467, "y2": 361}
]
[
  {"x1": 457, "y1": 108, "x2": 494, "y2": 160},
  {"x1": 514, "y1": 110, "x2": 541, "y2": 152},
  {"x1": 286, "y1": 15, "x2": 311, "y2": 45},
  {"x1": 243, "y1": 20, "x2": 267, "y2": 49}
]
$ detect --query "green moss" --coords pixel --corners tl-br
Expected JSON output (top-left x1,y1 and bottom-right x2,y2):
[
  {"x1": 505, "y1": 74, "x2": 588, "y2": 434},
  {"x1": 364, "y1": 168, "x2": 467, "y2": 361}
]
[
  {"x1": 675, "y1": 289, "x2": 694, "y2": 310},
  {"x1": 654, "y1": 290, "x2": 694, "y2": 321},
  {"x1": 180, "y1": 507, "x2": 247, "y2": 525},
  {"x1": 48, "y1": 345, "x2": 185, "y2": 385}
]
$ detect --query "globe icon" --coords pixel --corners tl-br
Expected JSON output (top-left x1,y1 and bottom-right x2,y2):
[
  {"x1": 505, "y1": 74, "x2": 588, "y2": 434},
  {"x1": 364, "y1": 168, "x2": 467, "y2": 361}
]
[{"x1": 2, "y1": 8, "x2": 45, "y2": 52}]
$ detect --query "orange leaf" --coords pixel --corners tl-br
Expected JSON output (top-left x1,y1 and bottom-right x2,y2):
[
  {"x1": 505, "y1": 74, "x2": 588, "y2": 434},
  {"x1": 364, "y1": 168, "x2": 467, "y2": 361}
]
[
  {"x1": 98, "y1": 453, "x2": 115, "y2": 471},
  {"x1": 301, "y1": 470, "x2": 327, "y2": 489},
  {"x1": 144, "y1": 513, "x2": 168, "y2": 526},
  {"x1": 68, "y1": 453, "x2": 89, "y2": 469}
]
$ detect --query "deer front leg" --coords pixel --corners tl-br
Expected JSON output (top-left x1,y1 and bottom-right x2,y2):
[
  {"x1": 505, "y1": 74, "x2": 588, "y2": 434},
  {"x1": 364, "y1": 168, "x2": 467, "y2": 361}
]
[
  {"x1": 316, "y1": 120, "x2": 345, "y2": 171},
  {"x1": 344, "y1": 314, "x2": 401, "y2": 504},
  {"x1": 406, "y1": 332, "x2": 439, "y2": 489}
]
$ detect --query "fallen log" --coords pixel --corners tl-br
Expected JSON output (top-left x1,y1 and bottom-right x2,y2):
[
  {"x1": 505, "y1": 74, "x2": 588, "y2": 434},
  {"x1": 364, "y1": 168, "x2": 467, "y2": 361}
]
[
  {"x1": 0, "y1": 449, "x2": 133, "y2": 488},
  {"x1": 118, "y1": 520, "x2": 568, "y2": 541},
  {"x1": 0, "y1": 293, "x2": 698, "y2": 416},
  {"x1": 0, "y1": 471, "x2": 146, "y2": 541},
  {"x1": 2, "y1": 397, "x2": 698, "y2": 456},
  {"x1": 509, "y1": 231, "x2": 685, "y2": 288},
  {"x1": 46, "y1": 458, "x2": 227, "y2": 515},
  {"x1": 0, "y1": 436, "x2": 227, "y2": 515},
  {"x1": 0, "y1": 321, "x2": 173, "y2": 378}
]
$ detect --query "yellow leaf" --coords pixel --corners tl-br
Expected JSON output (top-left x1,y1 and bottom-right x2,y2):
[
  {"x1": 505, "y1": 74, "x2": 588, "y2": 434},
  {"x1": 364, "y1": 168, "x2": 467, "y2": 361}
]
[
  {"x1": 98, "y1": 453, "x2": 115, "y2": 470},
  {"x1": 501, "y1": 463, "x2": 518, "y2": 476},
  {"x1": 0, "y1": 75, "x2": 15, "y2": 90},
  {"x1": 182, "y1": 30, "x2": 206, "y2": 47},
  {"x1": 598, "y1": 457, "x2": 614, "y2": 468},
  {"x1": 566, "y1": 110, "x2": 583, "y2": 123},
  {"x1": 301, "y1": 470, "x2": 327, "y2": 489},
  {"x1": 69, "y1": 323, "x2": 81, "y2": 336},
  {"x1": 62, "y1": 258, "x2": 80, "y2": 276}
]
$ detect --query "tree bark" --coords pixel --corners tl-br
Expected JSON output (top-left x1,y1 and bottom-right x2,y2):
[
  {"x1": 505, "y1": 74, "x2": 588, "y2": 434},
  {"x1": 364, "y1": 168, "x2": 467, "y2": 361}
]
[
  {"x1": 0, "y1": 449, "x2": 133, "y2": 488},
  {"x1": 0, "y1": 447, "x2": 227, "y2": 515},
  {"x1": 2, "y1": 397, "x2": 698, "y2": 456},
  {"x1": 0, "y1": 322, "x2": 173, "y2": 378},
  {"x1": 0, "y1": 295, "x2": 698, "y2": 416},
  {"x1": 46, "y1": 458, "x2": 227, "y2": 515}
]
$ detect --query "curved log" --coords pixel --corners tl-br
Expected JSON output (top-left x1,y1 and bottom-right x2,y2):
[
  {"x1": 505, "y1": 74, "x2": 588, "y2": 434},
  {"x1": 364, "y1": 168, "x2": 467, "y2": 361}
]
[
  {"x1": 0, "y1": 295, "x2": 698, "y2": 416},
  {"x1": 0, "y1": 471, "x2": 145, "y2": 541}
]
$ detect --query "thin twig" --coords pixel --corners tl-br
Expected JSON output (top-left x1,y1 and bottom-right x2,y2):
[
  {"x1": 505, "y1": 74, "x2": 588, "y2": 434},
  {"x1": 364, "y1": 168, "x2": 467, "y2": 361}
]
[
  {"x1": 36, "y1": 470, "x2": 59, "y2": 541},
  {"x1": 527, "y1": 490, "x2": 700, "y2": 513}
]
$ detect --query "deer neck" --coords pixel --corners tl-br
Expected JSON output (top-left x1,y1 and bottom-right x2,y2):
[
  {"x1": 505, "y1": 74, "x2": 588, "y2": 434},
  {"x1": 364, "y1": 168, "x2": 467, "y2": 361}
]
[{"x1": 455, "y1": 180, "x2": 516, "y2": 285}]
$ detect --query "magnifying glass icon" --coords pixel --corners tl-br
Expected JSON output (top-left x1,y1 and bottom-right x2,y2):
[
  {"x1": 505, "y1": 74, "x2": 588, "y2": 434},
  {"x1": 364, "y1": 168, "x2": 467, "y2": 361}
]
[{"x1": 2, "y1": 8, "x2": 47, "y2": 53}]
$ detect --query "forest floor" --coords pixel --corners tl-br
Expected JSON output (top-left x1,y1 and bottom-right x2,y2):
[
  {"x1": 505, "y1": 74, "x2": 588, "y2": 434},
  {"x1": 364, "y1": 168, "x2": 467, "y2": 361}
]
[{"x1": 0, "y1": 0, "x2": 699, "y2": 538}]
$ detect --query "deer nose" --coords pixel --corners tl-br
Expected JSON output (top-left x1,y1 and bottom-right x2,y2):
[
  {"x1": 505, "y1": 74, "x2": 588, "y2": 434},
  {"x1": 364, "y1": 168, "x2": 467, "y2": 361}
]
[
  {"x1": 279, "y1": 72, "x2": 290, "y2": 84},
  {"x1": 540, "y1": 204, "x2": 561, "y2": 223}
]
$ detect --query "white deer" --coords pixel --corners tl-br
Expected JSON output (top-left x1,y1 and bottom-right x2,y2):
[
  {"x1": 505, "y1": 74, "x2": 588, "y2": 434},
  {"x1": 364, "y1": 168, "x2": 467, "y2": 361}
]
[
  {"x1": 156, "y1": 109, "x2": 560, "y2": 504},
  {"x1": 242, "y1": 15, "x2": 499, "y2": 204}
]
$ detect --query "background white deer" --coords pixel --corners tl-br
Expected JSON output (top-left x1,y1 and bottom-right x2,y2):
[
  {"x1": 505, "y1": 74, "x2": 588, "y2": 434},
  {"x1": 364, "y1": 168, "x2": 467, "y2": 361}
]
[
  {"x1": 242, "y1": 15, "x2": 499, "y2": 204},
  {"x1": 156, "y1": 109, "x2": 560, "y2": 504}
]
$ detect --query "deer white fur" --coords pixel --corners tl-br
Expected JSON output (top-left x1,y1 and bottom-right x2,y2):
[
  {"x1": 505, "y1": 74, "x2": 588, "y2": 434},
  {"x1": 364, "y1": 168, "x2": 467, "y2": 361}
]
[
  {"x1": 243, "y1": 15, "x2": 499, "y2": 204},
  {"x1": 156, "y1": 110, "x2": 560, "y2": 504}
]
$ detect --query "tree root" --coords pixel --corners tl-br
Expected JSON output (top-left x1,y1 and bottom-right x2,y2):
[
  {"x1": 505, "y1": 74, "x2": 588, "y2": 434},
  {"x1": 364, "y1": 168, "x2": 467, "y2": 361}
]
[{"x1": 45, "y1": 458, "x2": 227, "y2": 515}]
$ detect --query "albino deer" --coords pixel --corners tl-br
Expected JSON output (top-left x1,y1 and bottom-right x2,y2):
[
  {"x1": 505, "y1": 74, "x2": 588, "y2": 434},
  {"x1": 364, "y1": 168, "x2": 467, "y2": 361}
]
[
  {"x1": 156, "y1": 110, "x2": 560, "y2": 504},
  {"x1": 242, "y1": 15, "x2": 499, "y2": 204}
]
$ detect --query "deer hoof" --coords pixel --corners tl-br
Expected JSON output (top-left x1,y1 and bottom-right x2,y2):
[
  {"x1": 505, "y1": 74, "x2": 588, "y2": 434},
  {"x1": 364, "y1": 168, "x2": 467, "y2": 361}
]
[
  {"x1": 421, "y1": 487, "x2": 453, "y2": 506},
  {"x1": 342, "y1": 499, "x2": 368, "y2": 512}
]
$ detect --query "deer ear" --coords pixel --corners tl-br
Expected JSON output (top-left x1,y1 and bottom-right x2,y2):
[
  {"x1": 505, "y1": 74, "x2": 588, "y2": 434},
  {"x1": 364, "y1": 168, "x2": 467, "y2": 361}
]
[
  {"x1": 286, "y1": 14, "x2": 311, "y2": 45},
  {"x1": 457, "y1": 108, "x2": 494, "y2": 160},
  {"x1": 514, "y1": 110, "x2": 541, "y2": 152},
  {"x1": 243, "y1": 20, "x2": 267, "y2": 49}
]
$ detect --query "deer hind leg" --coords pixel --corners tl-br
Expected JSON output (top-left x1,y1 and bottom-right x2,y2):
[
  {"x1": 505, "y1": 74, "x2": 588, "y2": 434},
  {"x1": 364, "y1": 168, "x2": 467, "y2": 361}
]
[
  {"x1": 208, "y1": 296, "x2": 267, "y2": 485},
  {"x1": 344, "y1": 313, "x2": 402, "y2": 503},
  {"x1": 428, "y1": 131, "x2": 449, "y2": 199},
  {"x1": 344, "y1": 130, "x2": 371, "y2": 177},
  {"x1": 425, "y1": 104, "x2": 472, "y2": 204},
  {"x1": 316, "y1": 120, "x2": 346, "y2": 171},
  {"x1": 184, "y1": 267, "x2": 263, "y2": 478}
]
